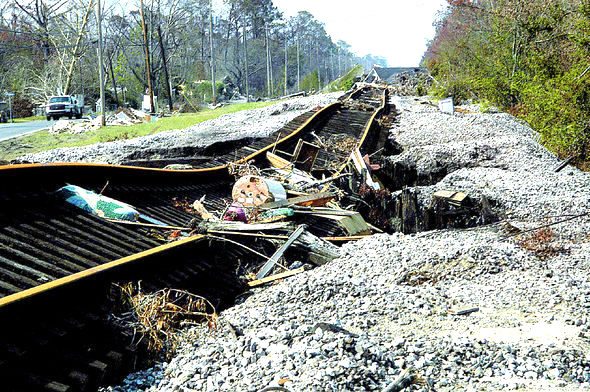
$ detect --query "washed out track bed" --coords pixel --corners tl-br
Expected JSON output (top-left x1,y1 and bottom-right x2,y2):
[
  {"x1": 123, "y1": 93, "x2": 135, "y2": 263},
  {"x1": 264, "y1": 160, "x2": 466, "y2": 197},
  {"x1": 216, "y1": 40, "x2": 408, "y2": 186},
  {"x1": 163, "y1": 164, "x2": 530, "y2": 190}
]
[
  {"x1": 0, "y1": 86, "x2": 401, "y2": 391},
  {"x1": 0, "y1": 86, "x2": 504, "y2": 391}
]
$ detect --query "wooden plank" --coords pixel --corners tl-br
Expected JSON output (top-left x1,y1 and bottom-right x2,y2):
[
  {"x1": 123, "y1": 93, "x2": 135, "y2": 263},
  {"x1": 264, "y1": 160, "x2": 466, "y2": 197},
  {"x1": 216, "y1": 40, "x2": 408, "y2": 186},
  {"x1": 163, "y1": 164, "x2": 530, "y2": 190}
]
[
  {"x1": 292, "y1": 139, "x2": 320, "y2": 172},
  {"x1": 199, "y1": 221, "x2": 294, "y2": 232},
  {"x1": 248, "y1": 267, "x2": 305, "y2": 287},
  {"x1": 267, "y1": 151, "x2": 292, "y2": 169},
  {"x1": 258, "y1": 192, "x2": 335, "y2": 210},
  {"x1": 321, "y1": 236, "x2": 366, "y2": 241},
  {"x1": 351, "y1": 148, "x2": 381, "y2": 191},
  {"x1": 256, "y1": 225, "x2": 306, "y2": 279}
]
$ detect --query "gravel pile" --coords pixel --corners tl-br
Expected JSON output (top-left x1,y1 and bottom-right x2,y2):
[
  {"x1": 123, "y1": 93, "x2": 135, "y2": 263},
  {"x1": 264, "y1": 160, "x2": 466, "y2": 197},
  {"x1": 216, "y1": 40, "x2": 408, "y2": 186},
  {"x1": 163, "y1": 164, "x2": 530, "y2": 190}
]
[
  {"x1": 101, "y1": 97, "x2": 590, "y2": 392},
  {"x1": 16, "y1": 93, "x2": 340, "y2": 164}
]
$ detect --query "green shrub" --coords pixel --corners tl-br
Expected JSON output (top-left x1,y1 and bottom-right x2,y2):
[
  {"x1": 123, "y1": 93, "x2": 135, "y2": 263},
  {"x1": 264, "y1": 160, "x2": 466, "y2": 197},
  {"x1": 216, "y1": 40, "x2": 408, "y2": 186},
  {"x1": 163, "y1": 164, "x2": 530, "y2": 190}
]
[
  {"x1": 300, "y1": 70, "x2": 319, "y2": 92},
  {"x1": 192, "y1": 81, "x2": 224, "y2": 103}
]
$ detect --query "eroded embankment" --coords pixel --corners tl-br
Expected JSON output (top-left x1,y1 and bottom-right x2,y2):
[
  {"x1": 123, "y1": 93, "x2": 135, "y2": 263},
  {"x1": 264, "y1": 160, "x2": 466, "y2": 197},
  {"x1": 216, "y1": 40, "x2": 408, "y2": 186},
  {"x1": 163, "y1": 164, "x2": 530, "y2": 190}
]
[{"x1": 100, "y1": 97, "x2": 590, "y2": 392}]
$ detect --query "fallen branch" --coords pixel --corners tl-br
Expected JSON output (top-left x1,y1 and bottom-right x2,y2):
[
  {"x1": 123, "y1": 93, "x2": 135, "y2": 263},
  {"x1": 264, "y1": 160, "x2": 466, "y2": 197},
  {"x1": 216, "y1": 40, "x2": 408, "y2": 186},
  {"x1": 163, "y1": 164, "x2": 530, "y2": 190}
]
[
  {"x1": 382, "y1": 369, "x2": 418, "y2": 392},
  {"x1": 247, "y1": 267, "x2": 305, "y2": 287},
  {"x1": 500, "y1": 211, "x2": 590, "y2": 240}
]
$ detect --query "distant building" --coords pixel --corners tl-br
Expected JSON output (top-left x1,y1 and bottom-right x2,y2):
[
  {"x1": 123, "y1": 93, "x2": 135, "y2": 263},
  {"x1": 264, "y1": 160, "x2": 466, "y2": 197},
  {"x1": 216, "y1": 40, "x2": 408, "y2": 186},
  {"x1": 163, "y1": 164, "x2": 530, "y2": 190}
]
[{"x1": 363, "y1": 65, "x2": 426, "y2": 84}]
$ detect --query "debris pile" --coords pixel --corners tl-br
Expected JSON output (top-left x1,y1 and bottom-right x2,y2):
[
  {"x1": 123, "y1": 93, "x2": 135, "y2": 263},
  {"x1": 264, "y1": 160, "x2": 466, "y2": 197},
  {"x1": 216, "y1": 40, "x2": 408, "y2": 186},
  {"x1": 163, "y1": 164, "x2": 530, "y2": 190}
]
[
  {"x1": 48, "y1": 108, "x2": 150, "y2": 135},
  {"x1": 105, "y1": 107, "x2": 149, "y2": 125},
  {"x1": 49, "y1": 119, "x2": 101, "y2": 134},
  {"x1": 387, "y1": 69, "x2": 433, "y2": 96}
]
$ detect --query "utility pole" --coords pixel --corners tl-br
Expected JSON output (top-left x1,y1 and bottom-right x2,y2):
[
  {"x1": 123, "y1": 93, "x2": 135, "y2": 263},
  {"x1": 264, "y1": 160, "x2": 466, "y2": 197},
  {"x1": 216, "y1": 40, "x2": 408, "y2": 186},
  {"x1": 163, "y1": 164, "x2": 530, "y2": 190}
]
[
  {"x1": 243, "y1": 15, "x2": 249, "y2": 102},
  {"x1": 296, "y1": 38, "x2": 300, "y2": 92},
  {"x1": 269, "y1": 30, "x2": 273, "y2": 95},
  {"x1": 209, "y1": 0, "x2": 216, "y2": 105},
  {"x1": 96, "y1": 0, "x2": 106, "y2": 125},
  {"x1": 265, "y1": 24, "x2": 270, "y2": 96},
  {"x1": 284, "y1": 32, "x2": 287, "y2": 96},
  {"x1": 139, "y1": 0, "x2": 154, "y2": 113}
]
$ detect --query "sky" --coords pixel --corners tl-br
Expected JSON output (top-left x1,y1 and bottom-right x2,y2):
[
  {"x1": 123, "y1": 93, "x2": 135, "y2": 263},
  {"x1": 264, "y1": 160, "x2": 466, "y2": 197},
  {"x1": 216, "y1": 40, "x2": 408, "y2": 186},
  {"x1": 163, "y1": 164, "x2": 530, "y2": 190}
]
[{"x1": 273, "y1": 0, "x2": 448, "y2": 67}]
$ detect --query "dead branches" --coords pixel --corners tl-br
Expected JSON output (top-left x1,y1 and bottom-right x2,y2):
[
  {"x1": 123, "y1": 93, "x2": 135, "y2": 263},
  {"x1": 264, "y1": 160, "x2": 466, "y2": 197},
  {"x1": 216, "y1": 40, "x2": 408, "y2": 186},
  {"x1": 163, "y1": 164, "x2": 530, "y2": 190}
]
[{"x1": 113, "y1": 285, "x2": 218, "y2": 356}]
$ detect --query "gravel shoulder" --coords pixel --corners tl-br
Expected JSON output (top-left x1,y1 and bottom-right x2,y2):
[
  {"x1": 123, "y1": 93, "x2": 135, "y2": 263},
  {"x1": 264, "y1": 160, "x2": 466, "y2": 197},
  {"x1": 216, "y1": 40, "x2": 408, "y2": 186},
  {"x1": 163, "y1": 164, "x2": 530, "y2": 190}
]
[{"x1": 100, "y1": 96, "x2": 590, "y2": 392}]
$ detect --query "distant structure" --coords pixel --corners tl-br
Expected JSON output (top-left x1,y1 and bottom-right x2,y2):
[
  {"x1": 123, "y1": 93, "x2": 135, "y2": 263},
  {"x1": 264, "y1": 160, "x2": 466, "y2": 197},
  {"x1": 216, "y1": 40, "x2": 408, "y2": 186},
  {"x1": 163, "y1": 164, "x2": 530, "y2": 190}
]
[{"x1": 363, "y1": 65, "x2": 426, "y2": 84}]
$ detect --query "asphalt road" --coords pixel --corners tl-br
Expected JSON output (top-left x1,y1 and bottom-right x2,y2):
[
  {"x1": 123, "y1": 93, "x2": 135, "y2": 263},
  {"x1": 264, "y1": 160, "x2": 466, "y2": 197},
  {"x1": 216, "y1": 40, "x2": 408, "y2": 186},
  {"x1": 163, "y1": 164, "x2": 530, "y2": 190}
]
[{"x1": 0, "y1": 120, "x2": 56, "y2": 141}]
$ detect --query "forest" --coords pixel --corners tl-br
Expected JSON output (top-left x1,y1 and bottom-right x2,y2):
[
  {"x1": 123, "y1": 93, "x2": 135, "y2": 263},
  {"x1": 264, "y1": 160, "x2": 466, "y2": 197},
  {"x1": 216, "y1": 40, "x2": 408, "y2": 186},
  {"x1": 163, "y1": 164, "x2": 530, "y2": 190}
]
[
  {"x1": 0, "y1": 0, "x2": 386, "y2": 115},
  {"x1": 423, "y1": 0, "x2": 590, "y2": 167}
]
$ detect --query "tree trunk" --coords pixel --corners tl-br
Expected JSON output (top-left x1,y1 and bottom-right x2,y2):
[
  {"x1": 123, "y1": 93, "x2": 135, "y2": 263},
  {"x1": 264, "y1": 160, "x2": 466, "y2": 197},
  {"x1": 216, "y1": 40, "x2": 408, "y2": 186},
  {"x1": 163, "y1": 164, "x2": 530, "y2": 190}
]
[
  {"x1": 140, "y1": 0, "x2": 154, "y2": 112},
  {"x1": 297, "y1": 38, "x2": 300, "y2": 91},
  {"x1": 284, "y1": 34, "x2": 287, "y2": 96},
  {"x1": 63, "y1": 0, "x2": 93, "y2": 95},
  {"x1": 108, "y1": 53, "x2": 119, "y2": 106},
  {"x1": 316, "y1": 44, "x2": 321, "y2": 89},
  {"x1": 157, "y1": 24, "x2": 173, "y2": 111}
]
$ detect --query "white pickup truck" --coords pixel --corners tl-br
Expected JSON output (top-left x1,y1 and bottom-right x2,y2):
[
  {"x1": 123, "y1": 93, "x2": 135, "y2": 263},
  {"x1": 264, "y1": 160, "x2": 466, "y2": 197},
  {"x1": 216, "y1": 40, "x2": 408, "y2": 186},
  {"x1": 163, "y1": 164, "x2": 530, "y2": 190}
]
[{"x1": 46, "y1": 95, "x2": 83, "y2": 120}]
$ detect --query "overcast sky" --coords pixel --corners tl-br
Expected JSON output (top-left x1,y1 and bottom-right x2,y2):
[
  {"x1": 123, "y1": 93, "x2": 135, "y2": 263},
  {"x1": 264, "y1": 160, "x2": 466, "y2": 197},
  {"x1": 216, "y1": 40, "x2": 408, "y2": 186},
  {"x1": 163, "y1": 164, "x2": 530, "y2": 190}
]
[{"x1": 273, "y1": 0, "x2": 448, "y2": 67}]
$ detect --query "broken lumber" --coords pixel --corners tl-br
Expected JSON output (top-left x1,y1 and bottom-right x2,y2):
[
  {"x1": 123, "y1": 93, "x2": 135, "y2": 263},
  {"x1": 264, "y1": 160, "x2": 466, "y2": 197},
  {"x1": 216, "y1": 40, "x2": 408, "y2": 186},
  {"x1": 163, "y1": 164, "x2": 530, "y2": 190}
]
[
  {"x1": 294, "y1": 230, "x2": 340, "y2": 266},
  {"x1": 292, "y1": 206, "x2": 357, "y2": 216},
  {"x1": 247, "y1": 267, "x2": 305, "y2": 287},
  {"x1": 256, "y1": 225, "x2": 306, "y2": 279},
  {"x1": 198, "y1": 221, "x2": 295, "y2": 232},
  {"x1": 381, "y1": 369, "x2": 416, "y2": 392},
  {"x1": 432, "y1": 190, "x2": 468, "y2": 207},
  {"x1": 351, "y1": 148, "x2": 381, "y2": 191},
  {"x1": 258, "y1": 192, "x2": 335, "y2": 210},
  {"x1": 299, "y1": 173, "x2": 352, "y2": 190},
  {"x1": 447, "y1": 307, "x2": 479, "y2": 315},
  {"x1": 401, "y1": 188, "x2": 419, "y2": 234}
]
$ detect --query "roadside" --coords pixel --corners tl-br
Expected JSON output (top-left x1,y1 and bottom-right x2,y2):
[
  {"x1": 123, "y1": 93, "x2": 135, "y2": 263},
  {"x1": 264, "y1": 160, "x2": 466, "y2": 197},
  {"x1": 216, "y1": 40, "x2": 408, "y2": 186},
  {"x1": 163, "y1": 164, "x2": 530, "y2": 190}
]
[
  {"x1": 0, "y1": 119, "x2": 56, "y2": 142},
  {"x1": 0, "y1": 101, "x2": 275, "y2": 162},
  {"x1": 11, "y1": 93, "x2": 340, "y2": 164},
  {"x1": 11, "y1": 115, "x2": 45, "y2": 123}
]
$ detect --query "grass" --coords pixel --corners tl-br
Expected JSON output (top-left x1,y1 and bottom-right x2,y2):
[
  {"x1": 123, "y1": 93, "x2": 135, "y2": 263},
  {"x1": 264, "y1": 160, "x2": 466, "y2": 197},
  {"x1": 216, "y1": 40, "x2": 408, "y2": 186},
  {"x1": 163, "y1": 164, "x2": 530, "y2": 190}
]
[
  {"x1": 323, "y1": 65, "x2": 364, "y2": 93},
  {"x1": 0, "y1": 101, "x2": 274, "y2": 162},
  {"x1": 11, "y1": 115, "x2": 45, "y2": 123}
]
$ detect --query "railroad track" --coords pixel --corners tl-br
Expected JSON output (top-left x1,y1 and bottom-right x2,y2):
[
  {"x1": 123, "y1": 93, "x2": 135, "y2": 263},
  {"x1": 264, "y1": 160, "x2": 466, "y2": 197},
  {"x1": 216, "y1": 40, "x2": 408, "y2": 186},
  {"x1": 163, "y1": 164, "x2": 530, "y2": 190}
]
[{"x1": 0, "y1": 86, "x2": 393, "y2": 391}]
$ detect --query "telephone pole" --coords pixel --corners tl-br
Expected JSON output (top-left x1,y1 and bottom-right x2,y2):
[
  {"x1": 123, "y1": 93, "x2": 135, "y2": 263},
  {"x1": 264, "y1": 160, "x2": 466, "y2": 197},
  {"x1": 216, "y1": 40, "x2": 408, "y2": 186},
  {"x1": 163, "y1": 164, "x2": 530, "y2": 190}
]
[
  {"x1": 96, "y1": 0, "x2": 106, "y2": 125},
  {"x1": 297, "y1": 38, "x2": 300, "y2": 91},
  {"x1": 209, "y1": 0, "x2": 216, "y2": 104},
  {"x1": 243, "y1": 15, "x2": 249, "y2": 102},
  {"x1": 284, "y1": 32, "x2": 287, "y2": 96}
]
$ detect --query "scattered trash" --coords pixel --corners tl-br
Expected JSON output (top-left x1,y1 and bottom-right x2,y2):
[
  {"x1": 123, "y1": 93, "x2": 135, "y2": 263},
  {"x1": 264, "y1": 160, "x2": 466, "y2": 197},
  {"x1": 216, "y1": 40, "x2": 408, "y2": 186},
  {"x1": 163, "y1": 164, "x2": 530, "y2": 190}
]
[
  {"x1": 232, "y1": 175, "x2": 286, "y2": 207},
  {"x1": 438, "y1": 97, "x2": 454, "y2": 114},
  {"x1": 48, "y1": 107, "x2": 150, "y2": 134},
  {"x1": 57, "y1": 184, "x2": 139, "y2": 221},
  {"x1": 432, "y1": 190, "x2": 469, "y2": 207},
  {"x1": 447, "y1": 307, "x2": 479, "y2": 316}
]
